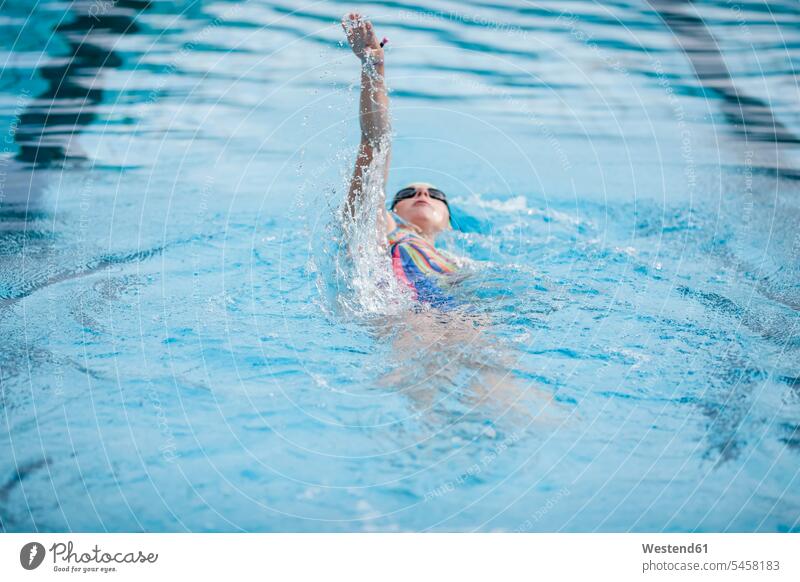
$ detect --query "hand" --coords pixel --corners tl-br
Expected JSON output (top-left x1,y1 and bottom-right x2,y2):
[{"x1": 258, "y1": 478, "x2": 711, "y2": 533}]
[{"x1": 341, "y1": 12, "x2": 384, "y2": 67}]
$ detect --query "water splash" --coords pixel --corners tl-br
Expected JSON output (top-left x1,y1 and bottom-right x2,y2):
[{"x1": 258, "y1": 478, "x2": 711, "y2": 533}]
[{"x1": 315, "y1": 143, "x2": 412, "y2": 318}]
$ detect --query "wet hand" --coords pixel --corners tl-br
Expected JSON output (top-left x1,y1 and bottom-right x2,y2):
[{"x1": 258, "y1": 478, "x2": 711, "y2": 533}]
[{"x1": 342, "y1": 12, "x2": 384, "y2": 67}]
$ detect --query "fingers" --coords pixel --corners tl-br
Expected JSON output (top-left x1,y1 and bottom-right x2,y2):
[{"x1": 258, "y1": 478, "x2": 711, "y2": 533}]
[
  {"x1": 355, "y1": 14, "x2": 367, "y2": 41},
  {"x1": 364, "y1": 21, "x2": 379, "y2": 47},
  {"x1": 342, "y1": 12, "x2": 360, "y2": 48},
  {"x1": 341, "y1": 13, "x2": 356, "y2": 33},
  {"x1": 341, "y1": 12, "x2": 376, "y2": 41},
  {"x1": 341, "y1": 12, "x2": 362, "y2": 28}
]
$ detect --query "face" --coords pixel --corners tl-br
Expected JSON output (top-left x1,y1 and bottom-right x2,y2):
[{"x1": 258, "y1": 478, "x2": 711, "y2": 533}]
[{"x1": 392, "y1": 183, "x2": 450, "y2": 237}]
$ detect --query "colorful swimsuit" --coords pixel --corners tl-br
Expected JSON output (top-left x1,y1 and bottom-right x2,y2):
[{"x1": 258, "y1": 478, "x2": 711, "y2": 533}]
[{"x1": 387, "y1": 212, "x2": 459, "y2": 309}]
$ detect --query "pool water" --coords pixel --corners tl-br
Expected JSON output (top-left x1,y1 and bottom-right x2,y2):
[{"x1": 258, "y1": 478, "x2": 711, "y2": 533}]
[{"x1": 1, "y1": 0, "x2": 799, "y2": 532}]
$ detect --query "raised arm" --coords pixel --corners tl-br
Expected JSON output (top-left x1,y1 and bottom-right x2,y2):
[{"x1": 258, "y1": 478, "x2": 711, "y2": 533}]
[{"x1": 341, "y1": 13, "x2": 395, "y2": 233}]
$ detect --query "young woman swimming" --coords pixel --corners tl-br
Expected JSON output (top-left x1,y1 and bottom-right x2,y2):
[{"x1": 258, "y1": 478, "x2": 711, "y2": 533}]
[
  {"x1": 341, "y1": 12, "x2": 459, "y2": 309},
  {"x1": 340, "y1": 13, "x2": 559, "y2": 421}
]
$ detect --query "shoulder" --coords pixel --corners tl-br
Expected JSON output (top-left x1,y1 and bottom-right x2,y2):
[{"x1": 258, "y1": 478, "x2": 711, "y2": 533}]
[
  {"x1": 384, "y1": 209, "x2": 397, "y2": 233},
  {"x1": 386, "y1": 210, "x2": 421, "y2": 237}
]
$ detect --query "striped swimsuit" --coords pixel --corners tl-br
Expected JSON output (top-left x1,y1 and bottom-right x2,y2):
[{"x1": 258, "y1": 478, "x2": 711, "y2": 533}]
[{"x1": 387, "y1": 212, "x2": 458, "y2": 309}]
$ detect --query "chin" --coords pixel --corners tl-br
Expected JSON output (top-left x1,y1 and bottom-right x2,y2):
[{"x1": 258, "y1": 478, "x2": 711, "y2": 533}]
[
  {"x1": 396, "y1": 205, "x2": 447, "y2": 233},
  {"x1": 410, "y1": 210, "x2": 443, "y2": 228}
]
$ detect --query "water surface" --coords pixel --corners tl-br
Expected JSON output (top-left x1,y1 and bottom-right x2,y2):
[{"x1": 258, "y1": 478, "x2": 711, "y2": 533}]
[{"x1": 1, "y1": 0, "x2": 799, "y2": 531}]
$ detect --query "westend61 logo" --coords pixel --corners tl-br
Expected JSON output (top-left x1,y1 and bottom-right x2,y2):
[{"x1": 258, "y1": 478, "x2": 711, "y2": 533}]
[{"x1": 19, "y1": 541, "x2": 158, "y2": 574}]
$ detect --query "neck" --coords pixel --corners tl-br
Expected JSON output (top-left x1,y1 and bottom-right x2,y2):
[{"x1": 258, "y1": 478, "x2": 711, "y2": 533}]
[
  {"x1": 419, "y1": 232, "x2": 437, "y2": 245},
  {"x1": 410, "y1": 223, "x2": 438, "y2": 245},
  {"x1": 394, "y1": 212, "x2": 439, "y2": 244}
]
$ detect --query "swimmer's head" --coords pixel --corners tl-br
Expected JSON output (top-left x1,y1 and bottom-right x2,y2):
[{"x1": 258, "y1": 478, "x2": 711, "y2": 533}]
[{"x1": 390, "y1": 182, "x2": 451, "y2": 236}]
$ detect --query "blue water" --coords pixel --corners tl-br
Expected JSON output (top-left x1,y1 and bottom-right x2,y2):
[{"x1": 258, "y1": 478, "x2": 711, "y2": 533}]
[{"x1": 1, "y1": 0, "x2": 799, "y2": 532}]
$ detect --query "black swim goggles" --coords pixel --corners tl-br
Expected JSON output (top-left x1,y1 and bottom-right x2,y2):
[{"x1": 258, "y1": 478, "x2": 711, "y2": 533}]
[{"x1": 390, "y1": 186, "x2": 449, "y2": 209}]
